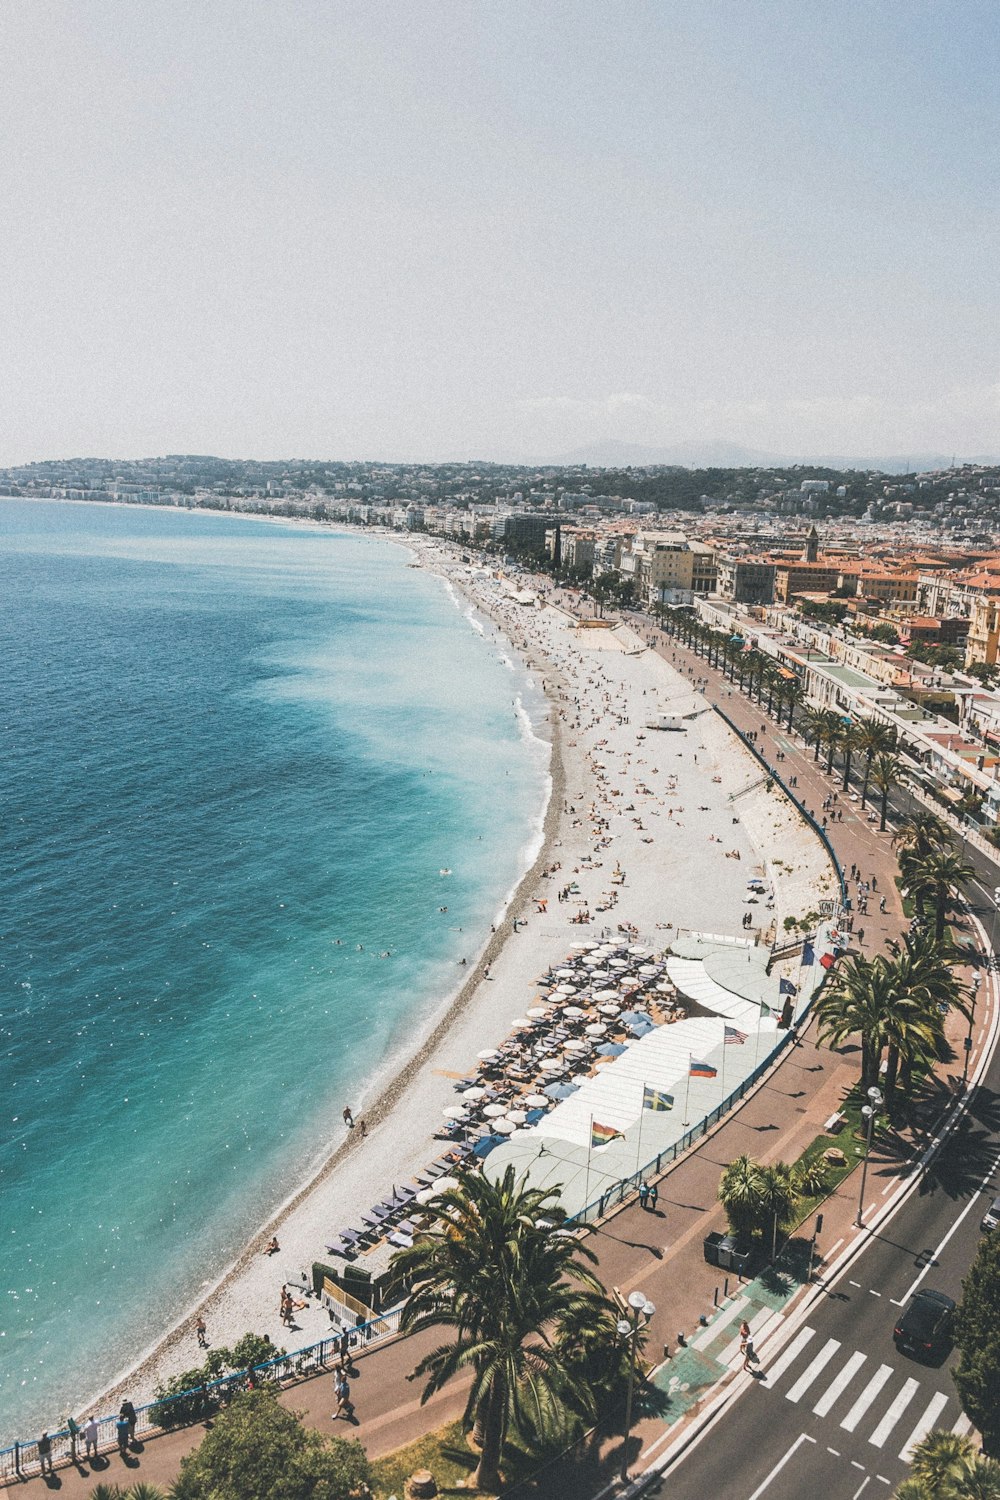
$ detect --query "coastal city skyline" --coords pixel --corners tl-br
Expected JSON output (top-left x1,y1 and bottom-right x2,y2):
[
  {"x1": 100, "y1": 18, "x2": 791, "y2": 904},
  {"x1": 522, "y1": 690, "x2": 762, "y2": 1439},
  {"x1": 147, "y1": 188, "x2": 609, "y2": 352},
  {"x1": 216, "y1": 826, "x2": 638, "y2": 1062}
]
[{"x1": 1, "y1": 2, "x2": 998, "y2": 466}]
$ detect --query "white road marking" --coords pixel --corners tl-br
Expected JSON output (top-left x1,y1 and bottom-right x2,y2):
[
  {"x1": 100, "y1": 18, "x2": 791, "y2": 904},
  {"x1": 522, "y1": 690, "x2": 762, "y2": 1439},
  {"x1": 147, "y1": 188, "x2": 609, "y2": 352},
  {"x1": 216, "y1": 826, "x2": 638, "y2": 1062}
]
[
  {"x1": 899, "y1": 1391, "x2": 950, "y2": 1461},
  {"x1": 869, "y1": 1377, "x2": 919, "y2": 1448},
  {"x1": 952, "y1": 1412, "x2": 973, "y2": 1436},
  {"x1": 868, "y1": 1289, "x2": 881, "y2": 1297},
  {"x1": 852, "y1": 1478, "x2": 870, "y2": 1500},
  {"x1": 746, "y1": 1432, "x2": 816, "y2": 1500},
  {"x1": 786, "y1": 1339, "x2": 841, "y2": 1403},
  {"x1": 827, "y1": 1447, "x2": 840, "y2": 1457},
  {"x1": 761, "y1": 1326, "x2": 815, "y2": 1388},
  {"x1": 814, "y1": 1350, "x2": 867, "y2": 1417},
  {"x1": 841, "y1": 1365, "x2": 894, "y2": 1432},
  {"x1": 849, "y1": 1280, "x2": 861, "y2": 1288},
  {"x1": 891, "y1": 1143, "x2": 1000, "y2": 1305}
]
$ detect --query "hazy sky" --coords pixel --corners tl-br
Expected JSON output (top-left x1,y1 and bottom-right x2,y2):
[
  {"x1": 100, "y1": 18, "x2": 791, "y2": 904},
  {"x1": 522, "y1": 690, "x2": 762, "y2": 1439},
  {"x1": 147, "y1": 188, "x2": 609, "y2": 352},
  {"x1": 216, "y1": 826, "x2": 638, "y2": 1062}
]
[{"x1": 1, "y1": 1, "x2": 997, "y2": 464}]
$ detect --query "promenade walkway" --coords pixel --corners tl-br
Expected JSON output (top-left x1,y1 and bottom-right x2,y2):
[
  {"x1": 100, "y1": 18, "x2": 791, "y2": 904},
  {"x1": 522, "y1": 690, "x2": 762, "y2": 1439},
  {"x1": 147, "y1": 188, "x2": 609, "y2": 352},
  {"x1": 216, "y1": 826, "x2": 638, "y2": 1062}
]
[{"x1": 8, "y1": 599, "x2": 991, "y2": 1500}]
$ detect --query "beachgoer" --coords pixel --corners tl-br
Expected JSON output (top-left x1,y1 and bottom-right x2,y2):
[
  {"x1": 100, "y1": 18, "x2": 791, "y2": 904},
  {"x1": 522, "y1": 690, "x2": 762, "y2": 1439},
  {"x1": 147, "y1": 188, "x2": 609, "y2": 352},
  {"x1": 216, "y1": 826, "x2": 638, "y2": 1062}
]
[
  {"x1": 196, "y1": 1315, "x2": 208, "y2": 1348},
  {"x1": 116, "y1": 1413, "x2": 130, "y2": 1457},
  {"x1": 264, "y1": 1235, "x2": 280, "y2": 1255},
  {"x1": 120, "y1": 1399, "x2": 137, "y2": 1445},
  {"x1": 343, "y1": 1106, "x2": 354, "y2": 1128},
  {"x1": 38, "y1": 1433, "x2": 53, "y2": 1476},
  {"x1": 83, "y1": 1416, "x2": 99, "y2": 1462},
  {"x1": 358, "y1": 1118, "x2": 367, "y2": 1139}
]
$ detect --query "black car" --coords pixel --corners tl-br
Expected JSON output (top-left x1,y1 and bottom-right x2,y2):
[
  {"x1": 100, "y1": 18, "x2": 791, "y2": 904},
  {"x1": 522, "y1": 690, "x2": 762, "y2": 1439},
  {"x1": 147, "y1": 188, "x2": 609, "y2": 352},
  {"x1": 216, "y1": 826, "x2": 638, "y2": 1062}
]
[{"x1": 893, "y1": 1289, "x2": 956, "y2": 1360}]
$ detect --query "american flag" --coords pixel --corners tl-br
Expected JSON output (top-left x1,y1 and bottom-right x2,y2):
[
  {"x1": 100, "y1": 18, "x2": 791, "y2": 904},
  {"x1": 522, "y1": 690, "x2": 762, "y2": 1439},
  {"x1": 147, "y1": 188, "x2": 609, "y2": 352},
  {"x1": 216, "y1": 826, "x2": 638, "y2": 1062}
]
[{"x1": 724, "y1": 1025, "x2": 748, "y2": 1045}]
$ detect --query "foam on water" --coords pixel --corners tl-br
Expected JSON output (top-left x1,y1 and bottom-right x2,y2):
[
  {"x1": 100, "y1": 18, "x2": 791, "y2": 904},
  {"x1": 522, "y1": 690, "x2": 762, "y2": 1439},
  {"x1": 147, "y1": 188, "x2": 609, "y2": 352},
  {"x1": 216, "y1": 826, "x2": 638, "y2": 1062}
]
[{"x1": 0, "y1": 501, "x2": 548, "y2": 1440}]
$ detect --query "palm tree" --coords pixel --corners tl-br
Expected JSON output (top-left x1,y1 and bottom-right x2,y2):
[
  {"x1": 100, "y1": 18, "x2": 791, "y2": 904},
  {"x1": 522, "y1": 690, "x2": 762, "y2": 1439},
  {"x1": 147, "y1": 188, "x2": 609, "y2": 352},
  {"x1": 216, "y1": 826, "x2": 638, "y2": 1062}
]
[
  {"x1": 902, "y1": 847, "x2": 975, "y2": 942},
  {"x1": 893, "y1": 808, "x2": 952, "y2": 859},
  {"x1": 907, "y1": 1429, "x2": 978, "y2": 1495},
  {"x1": 392, "y1": 1166, "x2": 608, "y2": 1493},
  {"x1": 815, "y1": 953, "x2": 892, "y2": 1089},
  {"x1": 856, "y1": 715, "x2": 897, "y2": 807},
  {"x1": 718, "y1": 1154, "x2": 765, "y2": 1243},
  {"x1": 840, "y1": 721, "x2": 862, "y2": 791},
  {"x1": 757, "y1": 1161, "x2": 800, "y2": 1260},
  {"x1": 799, "y1": 706, "x2": 827, "y2": 762},
  {"x1": 784, "y1": 681, "x2": 803, "y2": 732},
  {"x1": 870, "y1": 750, "x2": 903, "y2": 831},
  {"x1": 816, "y1": 708, "x2": 843, "y2": 776}
]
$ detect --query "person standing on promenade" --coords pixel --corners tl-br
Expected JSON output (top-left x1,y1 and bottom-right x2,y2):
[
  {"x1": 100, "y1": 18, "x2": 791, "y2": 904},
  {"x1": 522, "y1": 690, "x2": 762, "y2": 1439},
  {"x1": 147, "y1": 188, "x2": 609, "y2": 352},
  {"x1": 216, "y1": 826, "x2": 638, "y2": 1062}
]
[
  {"x1": 638, "y1": 1182, "x2": 649, "y2": 1210},
  {"x1": 649, "y1": 1182, "x2": 659, "y2": 1212},
  {"x1": 120, "y1": 1399, "x2": 137, "y2": 1446},
  {"x1": 37, "y1": 1432, "x2": 54, "y2": 1476},
  {"x1": 116, "y1": 1412, "x2": 130, "y2": 1458},
  {"x1": 83, "y1": 1415, "x2": 99, "y2": 1462}
]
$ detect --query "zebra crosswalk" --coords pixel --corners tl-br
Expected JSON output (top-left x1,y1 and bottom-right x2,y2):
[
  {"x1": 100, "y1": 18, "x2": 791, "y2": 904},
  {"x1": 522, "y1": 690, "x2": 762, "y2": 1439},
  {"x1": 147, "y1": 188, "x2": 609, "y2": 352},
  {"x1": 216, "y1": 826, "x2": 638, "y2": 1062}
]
[{"x1": 758, "y1": 1324, "x2": 970, "y2": 1461}]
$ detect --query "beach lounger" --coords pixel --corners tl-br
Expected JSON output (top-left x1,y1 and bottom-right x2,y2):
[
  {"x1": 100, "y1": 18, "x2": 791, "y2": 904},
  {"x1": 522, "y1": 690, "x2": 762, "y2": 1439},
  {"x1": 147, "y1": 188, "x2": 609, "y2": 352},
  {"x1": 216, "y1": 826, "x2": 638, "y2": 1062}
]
[{"x1": 388, "y1": 1231, "x2": 414, "y2": 1249}]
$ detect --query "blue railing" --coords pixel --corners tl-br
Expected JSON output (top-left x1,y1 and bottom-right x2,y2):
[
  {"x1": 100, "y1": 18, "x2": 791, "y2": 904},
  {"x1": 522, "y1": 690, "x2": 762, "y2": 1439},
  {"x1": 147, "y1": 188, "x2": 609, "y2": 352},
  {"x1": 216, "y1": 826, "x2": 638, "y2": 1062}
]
[{"x1": 0, "y1": 1306, "x2": 402, "y2": 1484}]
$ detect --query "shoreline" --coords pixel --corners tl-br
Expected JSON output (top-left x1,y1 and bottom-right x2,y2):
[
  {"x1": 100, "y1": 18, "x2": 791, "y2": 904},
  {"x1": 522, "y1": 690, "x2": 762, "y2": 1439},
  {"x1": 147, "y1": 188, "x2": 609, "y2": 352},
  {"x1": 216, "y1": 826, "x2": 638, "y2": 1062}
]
[
  {"x1": 10, "y1": 512, "x2": 832, "y2": 1439},
  {"x1": 81, "y1": 553, "x2": 567, "y2": 1421}
]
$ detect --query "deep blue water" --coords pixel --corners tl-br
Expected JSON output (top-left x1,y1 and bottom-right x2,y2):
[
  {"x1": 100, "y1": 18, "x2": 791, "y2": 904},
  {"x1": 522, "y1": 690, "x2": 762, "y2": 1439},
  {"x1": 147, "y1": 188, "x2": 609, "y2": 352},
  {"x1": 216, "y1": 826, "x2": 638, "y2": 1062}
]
[{"x1": 0, "y1": 500, "x2": 548, "y2": 1439}]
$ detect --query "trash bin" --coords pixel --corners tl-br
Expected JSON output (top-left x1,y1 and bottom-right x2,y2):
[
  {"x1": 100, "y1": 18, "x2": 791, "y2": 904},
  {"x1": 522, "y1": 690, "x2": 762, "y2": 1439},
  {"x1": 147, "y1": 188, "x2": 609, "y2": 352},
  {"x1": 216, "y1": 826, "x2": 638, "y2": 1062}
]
[{"x1": 703, "y1": 1231, "x2": 727, "y2": 1267}]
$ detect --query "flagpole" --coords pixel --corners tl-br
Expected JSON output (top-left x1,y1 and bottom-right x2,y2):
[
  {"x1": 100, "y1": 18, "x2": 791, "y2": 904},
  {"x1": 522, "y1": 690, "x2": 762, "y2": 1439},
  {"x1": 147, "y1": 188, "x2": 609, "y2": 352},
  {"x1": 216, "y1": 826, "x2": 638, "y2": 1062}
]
[
  {"x1": 585, "y1": 1113, "x2": 593, "y2": 1217},
  {"x1": 682, "y1": 1054, "x2": 692, "y2": 1126},
  {"x1": 635, "y1": 1086, "x2": 645, "y2": 1175}
]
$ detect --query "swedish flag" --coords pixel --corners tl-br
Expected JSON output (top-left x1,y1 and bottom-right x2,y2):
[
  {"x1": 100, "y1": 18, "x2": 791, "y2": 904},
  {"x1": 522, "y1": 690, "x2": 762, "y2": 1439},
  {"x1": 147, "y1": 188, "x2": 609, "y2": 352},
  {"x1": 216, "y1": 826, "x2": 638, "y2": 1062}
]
[{"x1": 642, "y1": 1084, "x2": 674, "y2": 1112}]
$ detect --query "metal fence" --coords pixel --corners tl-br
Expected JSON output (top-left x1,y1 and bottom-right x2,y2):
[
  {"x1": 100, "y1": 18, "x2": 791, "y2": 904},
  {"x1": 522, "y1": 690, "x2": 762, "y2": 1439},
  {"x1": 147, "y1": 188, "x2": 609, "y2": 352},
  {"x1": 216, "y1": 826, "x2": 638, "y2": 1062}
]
[
  {"x1": 564, "y1": 1030, "x2": 795, "y2": 1229},
  {"x1": 0, "y1": 1306, "x2": 403, "y2": 1485}
]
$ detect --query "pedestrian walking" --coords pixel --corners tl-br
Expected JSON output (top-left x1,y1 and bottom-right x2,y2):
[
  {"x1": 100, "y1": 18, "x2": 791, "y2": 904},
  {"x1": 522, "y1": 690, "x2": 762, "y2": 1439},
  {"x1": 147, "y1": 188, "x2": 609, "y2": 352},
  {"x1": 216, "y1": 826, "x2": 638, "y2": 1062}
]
[
  {"x1": 880, "y1": 896, "x2": 887, "y2": 913},
  {"x1": 37, "y1": 1432, "x2": 54, "y2": 1476},
  {"x1": 342, "y1": 1105, "x2": 354, "y2": 1128},
  {"x1": 120, "y1": 1399, "x2": 137, "y2": 1446},
  {"x1": 871, "y1": 874, "x2": 877, "y2": 891},
  {"x1": 332, "y1": 1372, "x2": 353, "y2": 1420},
  {"x1": 739, "y1": 1319, "x2": 751, "y2": 1352},
  {"x1": 857, "y1": 927, "x2": 865, "y2": 945},
  {"x1": 338, "y1": 1328, "x2": 351, "y2": 1369},
  {"x1": 196, "y1": 1315, "x2": 208, "y2": 1348},
  {"x1": 116, "y1": 1414, "x2": 130, "y2": 1458},
  {"x1": 83, "y1": 1415, "x2": 99, "y2": 1462},
  {"x1": 742, "y1": 1336, "x2": 756, "y2": 1371}
]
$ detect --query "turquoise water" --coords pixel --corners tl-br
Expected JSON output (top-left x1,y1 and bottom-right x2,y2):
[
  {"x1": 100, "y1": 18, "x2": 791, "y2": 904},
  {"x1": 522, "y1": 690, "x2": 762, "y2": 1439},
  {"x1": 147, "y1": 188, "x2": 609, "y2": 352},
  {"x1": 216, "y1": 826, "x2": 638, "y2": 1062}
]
[{"x1": 0, "y1": 500, "x2": 548, "y2": 1440}]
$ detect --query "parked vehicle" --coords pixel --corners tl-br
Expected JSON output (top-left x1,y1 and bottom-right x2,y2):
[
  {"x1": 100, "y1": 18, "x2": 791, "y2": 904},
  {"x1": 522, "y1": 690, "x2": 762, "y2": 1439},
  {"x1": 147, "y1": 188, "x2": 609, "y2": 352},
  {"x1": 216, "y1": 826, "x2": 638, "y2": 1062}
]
[{"x1": 981, "y1": 1194, "x2": 1000, "y2": 1232}]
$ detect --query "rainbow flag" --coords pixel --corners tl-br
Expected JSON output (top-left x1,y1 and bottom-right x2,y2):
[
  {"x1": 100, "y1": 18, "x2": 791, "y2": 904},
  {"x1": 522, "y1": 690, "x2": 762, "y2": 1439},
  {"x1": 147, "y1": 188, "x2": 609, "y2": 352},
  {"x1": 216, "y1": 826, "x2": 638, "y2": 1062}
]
[
  {"x1": 689, "y1": 1059, "x2": 718, "y2": 1079},
  {"x1": 591, "y1": 1120, "x2": 624, "y2": 1149},
  {"x1": 642, "y1": 1084, "x2": 674, "y2": 1112}
]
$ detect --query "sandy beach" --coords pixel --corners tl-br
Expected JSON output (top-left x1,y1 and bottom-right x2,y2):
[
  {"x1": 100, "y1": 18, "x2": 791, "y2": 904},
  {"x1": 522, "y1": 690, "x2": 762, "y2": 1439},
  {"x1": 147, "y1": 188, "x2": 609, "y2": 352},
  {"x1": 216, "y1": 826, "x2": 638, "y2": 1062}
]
[{"x1": 88, "y1": 540, "x2": 832, "y2": 1417}]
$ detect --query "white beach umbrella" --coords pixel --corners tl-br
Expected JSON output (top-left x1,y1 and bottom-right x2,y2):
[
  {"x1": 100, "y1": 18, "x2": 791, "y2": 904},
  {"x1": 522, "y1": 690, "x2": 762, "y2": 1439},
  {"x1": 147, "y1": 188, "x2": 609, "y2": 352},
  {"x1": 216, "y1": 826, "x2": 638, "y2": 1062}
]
[
  {"x1": 598, "y1": 1003, "x2": 621, "y2": 1017},
  {"x1": 638, "y1": 964, "x2": 658, "y2": 976},
  {"x1": 553, "y1": 984, "x2": 576, "y2": 995},
  {"x1": 562, "y1": 1039, "x2": 587, "y2": 1053},
  {"x1": 523, "y1": 1094, "x2": 549, "y2": 1108},
  {"x1": 594, "y1": 989, "x2": 619, "y2": 1001},
  {"x1": 526, "y1": 1006, "x2": 548, "y2": 1018},
  {"x1": 585, "y1": 1022, "x2": 607, "y2": 1036},
  {"x1": 589, "y1": 969, "x2": 611, "y2": 981},
  {"x1": 416, "y1": 1187, "x2": 440, "y2": 1206},
  {"x1": 509, "y1": 1018, "x2": 531, "y2": 1029},
  {"x1": 494, "y1": 1118, "x2": 517, "y2": 1135},
  {"x1": 462, "y1": 1086, "x2": 487, "y2": 1101},
  {"x1": 477, "y1": 1048, "x2": 500, "y2": 1061},
  {"x1": 539, "y1": 1059, "x2": 564, "y2": 1074},
  {"x1": 609, "y1": 958, "x2": 630, "y2": 969},
  {"x1": 563, "y1": 1004, "x2": 585, "y2": 1018},
  {"x1": 483, "y1": 1103, "x2": 507, "y2": 1118},
  {"x1": 505, "y1": 1109, "x2": 528, "y2": 1125},
  {"x1": 435, "y1": 1176, "x2": 460, "y2": 1193},
  {"x1": 555, "y1": 968, "x2": 575, "y2": 978},
  {"x1": 629, "y1": 945, "x2": 651, "y2": 956},
  {"x1": 442, "y1": 1105, "x2": 468, "y2": 1120}
]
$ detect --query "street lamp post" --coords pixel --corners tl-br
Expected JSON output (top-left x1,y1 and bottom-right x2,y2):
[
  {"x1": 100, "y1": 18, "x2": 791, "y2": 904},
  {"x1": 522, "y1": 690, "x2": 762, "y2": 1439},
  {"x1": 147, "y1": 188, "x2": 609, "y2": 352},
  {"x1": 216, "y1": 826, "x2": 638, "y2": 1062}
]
[
  {"x1": 855, "y1": 1085, "x2": 883, "y2": 1228},
  {"x1": 618, "y1": 1290, "x2": 656, "y2": 1484},
  {"x1": 964, "y1": 973, "x2": 981, "y2": 1085}
]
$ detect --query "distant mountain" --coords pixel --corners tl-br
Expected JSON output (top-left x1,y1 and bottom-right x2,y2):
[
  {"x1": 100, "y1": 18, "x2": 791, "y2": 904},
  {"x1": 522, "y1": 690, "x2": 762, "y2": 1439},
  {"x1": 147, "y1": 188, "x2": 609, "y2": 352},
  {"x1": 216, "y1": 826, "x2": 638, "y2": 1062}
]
[{"x1": 526, "y1": 438, "x2": 989, "y2": 475}]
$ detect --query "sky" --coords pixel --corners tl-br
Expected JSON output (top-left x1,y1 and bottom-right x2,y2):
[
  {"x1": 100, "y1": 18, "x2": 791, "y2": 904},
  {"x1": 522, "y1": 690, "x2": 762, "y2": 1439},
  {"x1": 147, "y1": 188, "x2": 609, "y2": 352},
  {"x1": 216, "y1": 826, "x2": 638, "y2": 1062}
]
[{"x1": 0, "y1": 0, "x2": 997, "y2": 466}]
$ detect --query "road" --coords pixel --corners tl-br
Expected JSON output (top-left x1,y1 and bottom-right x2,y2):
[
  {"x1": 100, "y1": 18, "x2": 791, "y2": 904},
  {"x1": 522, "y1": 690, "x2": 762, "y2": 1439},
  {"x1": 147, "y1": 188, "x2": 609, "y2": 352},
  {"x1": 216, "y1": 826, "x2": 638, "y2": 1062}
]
[{"x1": 646, "y1": 1073, "x2": 1000, "y2": 1499}]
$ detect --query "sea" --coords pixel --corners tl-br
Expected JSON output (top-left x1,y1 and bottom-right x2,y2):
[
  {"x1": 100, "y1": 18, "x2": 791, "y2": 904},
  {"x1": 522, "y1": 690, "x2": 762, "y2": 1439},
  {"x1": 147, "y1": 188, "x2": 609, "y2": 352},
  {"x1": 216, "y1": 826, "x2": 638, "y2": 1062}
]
[{"x1": 0, "y1": 499, "x2": 550, "y2": 1442}]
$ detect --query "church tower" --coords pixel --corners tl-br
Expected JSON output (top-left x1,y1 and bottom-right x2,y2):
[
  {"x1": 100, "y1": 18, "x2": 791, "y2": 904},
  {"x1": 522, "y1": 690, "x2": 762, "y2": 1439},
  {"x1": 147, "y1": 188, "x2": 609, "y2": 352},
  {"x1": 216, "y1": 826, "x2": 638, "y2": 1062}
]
[{"x1": 802, "y1": 525, "x2": 819, "y2": 563}]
